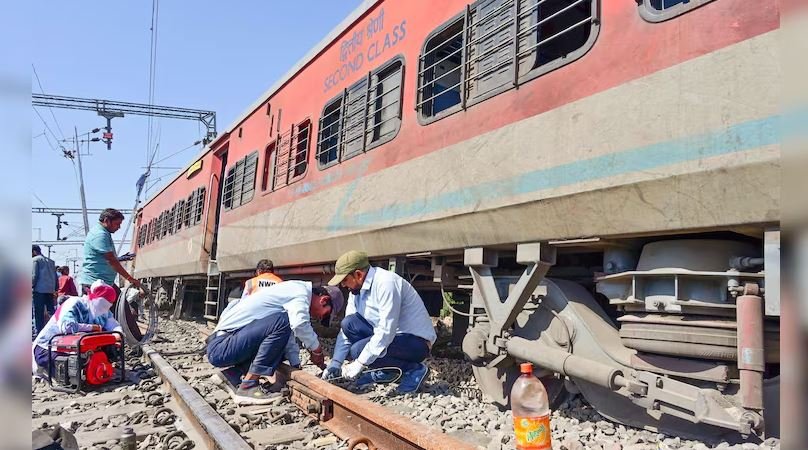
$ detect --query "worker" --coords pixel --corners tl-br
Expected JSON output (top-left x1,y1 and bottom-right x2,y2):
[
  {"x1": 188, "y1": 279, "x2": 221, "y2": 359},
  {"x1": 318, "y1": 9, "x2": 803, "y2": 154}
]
[
  {"x1": 238, "y1": 259, "x2": 305, "y2": 367},
  {"x1": 57, "y1": 266, "x2": 78, "y2": 298},
  {"x1": 321, "y1": 251, "x2": 436, "y2": 394},
  {"x1": 32, "y1": 245, "x2": 58, "y2": 334},
  {"x1": 32, "y1": 280, "x2": 122, "y2": 376},
  {"x1": 241, "y1": 259, "x2": 283, "y2": 298},
  {"x1": 206, "y1": 281, "x2": 343, "y2": 404},
  {"x1": 79, "y1": 208, "x2": 145, "y2": 340}
]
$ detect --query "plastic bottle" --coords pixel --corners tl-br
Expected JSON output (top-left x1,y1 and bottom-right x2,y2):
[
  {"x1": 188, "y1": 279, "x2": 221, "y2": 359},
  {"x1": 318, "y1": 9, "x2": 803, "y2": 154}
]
[
  {"x1": 511, "y1": 362, "x2": 552, "y2": 449},
  {"x1": 120, "y1": 427, "x2": 137, "y2": 450}
]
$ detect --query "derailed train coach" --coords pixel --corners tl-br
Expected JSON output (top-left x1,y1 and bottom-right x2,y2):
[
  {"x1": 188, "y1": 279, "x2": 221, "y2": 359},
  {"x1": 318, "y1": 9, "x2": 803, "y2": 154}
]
[{"x1": 132, "y1": 0, "x2": 781, "y2": 441}]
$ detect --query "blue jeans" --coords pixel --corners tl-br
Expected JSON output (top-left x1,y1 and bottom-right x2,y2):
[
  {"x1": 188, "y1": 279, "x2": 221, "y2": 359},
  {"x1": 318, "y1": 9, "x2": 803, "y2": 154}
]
[
  {"x1": 33, "y1": 292, "x2": 55, "y2": 334},
  {"x1": 207, "y1": 313, "x2": 291, "y2": 377},
  {"x1": 342, "y1": 314, "x2": 430, "y2": 372}
]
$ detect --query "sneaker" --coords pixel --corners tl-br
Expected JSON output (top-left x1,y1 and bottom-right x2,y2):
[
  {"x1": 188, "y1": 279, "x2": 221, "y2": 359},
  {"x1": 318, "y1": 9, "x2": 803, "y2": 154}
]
[
  {"x1": 395, "y1": 363, "x2": 429, "y2": 394},
  {"x1": 355, "y1": 369, "x2": 400, "y2": 387},
  {"x1": 231, "y1": 381, "x2": 281, "y2": 405}
]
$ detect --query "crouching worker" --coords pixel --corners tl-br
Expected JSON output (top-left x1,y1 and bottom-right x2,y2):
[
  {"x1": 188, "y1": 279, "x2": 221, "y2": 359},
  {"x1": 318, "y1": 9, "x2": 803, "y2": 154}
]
[
  {"x1": 32, "y1": 281, "x2": 121, "y2": 376},
  {"x1": 206, "y1": 281, "x2": 343, "y2": 404},
  {"x1": 322, "y1": 251, "x2": 437, "y2": 394}
]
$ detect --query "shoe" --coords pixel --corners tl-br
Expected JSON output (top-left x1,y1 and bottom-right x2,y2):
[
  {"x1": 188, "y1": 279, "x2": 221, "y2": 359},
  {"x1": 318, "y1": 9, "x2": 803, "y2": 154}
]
[
  {"x1": 354, "y1": 369, "x2": 400, "y2": 387},
  {"x1": 231, "y1": 381, "x2": 281, "y2": 405},
  {"x1": 395, "y1": 363, "x2": 429, "y2": 394}
]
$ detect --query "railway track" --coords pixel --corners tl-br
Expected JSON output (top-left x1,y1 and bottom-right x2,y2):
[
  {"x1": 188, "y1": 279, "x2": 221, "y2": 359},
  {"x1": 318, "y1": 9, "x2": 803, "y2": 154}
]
[
  {"x1": 32, "y1": 316, "x2": 781, "y2": 450},
  {"x1": 33, "y1": 318, "x2": 479, "y2": 450}
]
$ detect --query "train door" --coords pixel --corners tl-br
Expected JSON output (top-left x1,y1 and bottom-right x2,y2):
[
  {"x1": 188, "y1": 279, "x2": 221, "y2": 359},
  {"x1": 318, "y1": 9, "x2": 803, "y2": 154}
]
[{"x1": 208, "y1": 150, "x2": 228, "y2": 259}]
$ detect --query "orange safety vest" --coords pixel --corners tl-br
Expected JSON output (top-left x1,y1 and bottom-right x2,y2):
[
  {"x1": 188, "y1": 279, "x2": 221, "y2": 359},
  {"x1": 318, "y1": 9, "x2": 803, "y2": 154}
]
[{"x1": 243, "y1": 272, "x2": 283, "y2": 297}]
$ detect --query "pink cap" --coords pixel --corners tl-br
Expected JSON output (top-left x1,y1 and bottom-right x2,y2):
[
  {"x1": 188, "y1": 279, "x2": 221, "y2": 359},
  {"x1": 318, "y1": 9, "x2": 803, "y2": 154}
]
[{"x1": 88, "y1": 284, "x2": 117, "y2": 303}]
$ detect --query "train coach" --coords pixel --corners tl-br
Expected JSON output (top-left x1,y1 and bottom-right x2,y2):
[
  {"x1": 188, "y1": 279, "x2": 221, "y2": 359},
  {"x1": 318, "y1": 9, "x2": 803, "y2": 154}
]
[{"x1": 131, "y1": 0, "x2": 781, "y2": 441}]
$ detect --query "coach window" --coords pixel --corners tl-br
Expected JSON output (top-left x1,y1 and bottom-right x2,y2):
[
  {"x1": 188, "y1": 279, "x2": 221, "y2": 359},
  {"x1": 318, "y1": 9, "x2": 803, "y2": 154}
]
[
  {"x1": 317, "y1": 57, "x2": 405, "y2": 170},
  {"x1": 317, "y1": 97, "x2": 343, "y2": 169},
  {"x1": 184, "y1": 193, "x2": 193, "y2": 227},
  {"x1": 638, "y1": 0, "x2": 716, "y2": 22},
  {"x1": 417, "y1": 0, "x2": 599, "y2": 123},
  {"x1": 272, "y1": 120, "x2": 311, "y2": 189},
  {"x1": 187, "y1": 186, "x2": 205, "y2": 226},
  {"x1": 222, "y1": 152, "x2": 258, "y2": 210},
  {"x1": 175, "y1": 199, "x2": 185, "y2": 232},
  {"x1": 419, "y1": 18, "x2": 464, "y2": 120},
  {"x1": 367, "y1": 59, "x2": 403, "y2": 148}
]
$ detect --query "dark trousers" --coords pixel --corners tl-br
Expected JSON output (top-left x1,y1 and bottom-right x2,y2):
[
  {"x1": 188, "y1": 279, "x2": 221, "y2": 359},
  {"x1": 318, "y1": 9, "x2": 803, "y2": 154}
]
[
  {"x1": 206, "y1": 313, "x2": 291, "y2": 377},
  {"x1": 82, "y1": 283, "x2": 142, "y2": 341},
  {"x1": 342, "y1": 314, "x2": 430, "y2": 373},
  {"x1": 34, "y1": 345, "x2": 51, "y2": 368},
  {"x1": 33, "y1": 292, "x2": 55, "y2": 334}
]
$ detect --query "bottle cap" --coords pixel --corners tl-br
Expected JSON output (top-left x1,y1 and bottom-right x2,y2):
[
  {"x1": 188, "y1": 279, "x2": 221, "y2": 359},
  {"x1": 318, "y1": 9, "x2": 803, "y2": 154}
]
[{"x1": 520, "y1": 362, "x2": 533, "y2": 374}]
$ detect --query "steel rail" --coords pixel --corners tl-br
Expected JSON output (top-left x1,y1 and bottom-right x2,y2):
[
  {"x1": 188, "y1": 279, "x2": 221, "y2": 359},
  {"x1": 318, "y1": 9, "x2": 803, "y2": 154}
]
[
  {"x1": 277, "y1": 365, "x2": 478, "y2": 450},
  {"x1": 142, "y1": 344, "x2": 252, "y2": 450}
]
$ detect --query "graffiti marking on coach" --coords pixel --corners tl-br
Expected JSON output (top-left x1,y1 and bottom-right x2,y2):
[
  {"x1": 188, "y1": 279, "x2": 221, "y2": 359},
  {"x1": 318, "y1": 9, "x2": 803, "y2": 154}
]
[{"x1": 323, "y1": 9, "x2": 407, "y2": 93}]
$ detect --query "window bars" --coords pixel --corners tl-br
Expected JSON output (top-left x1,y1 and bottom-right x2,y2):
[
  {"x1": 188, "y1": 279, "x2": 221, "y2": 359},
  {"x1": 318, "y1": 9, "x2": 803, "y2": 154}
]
[
  {"x1": 268, "y1": 120, "x2": 311, "y2": 190},
  {"x1": 222, "y1": 152, "x2": 258, "y2": 210},
  {"x1": 316, "y1": 58, "x2": 404, "y2": 169},
  {"x1": 417, "y1": 0, "x2": 598, "y2": 119},
  {"x1": 638, "y1": 0, "x2": 716, "y2": 22}
]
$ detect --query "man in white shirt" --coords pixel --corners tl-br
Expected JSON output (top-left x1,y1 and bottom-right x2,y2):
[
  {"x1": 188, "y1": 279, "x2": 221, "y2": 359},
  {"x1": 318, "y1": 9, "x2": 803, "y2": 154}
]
[
  {"x1": 322, "y1": 250, "x2": 437, "y2": 393},
  {"x1": 207, "y1": 281, "x2": 343, "y2": 404}
]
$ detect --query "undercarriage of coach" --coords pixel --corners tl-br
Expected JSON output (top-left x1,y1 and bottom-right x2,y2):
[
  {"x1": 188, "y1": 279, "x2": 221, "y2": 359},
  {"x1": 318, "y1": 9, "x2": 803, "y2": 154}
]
[{"x1": 449, "y1": 233, "x2": 779, "y2": 442}]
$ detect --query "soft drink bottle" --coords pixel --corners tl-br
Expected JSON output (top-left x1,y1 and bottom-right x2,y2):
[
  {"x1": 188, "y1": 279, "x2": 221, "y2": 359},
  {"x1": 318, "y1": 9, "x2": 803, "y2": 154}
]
[{"x1": 511, "y1": 362, "x2": 552, "y2": 449}]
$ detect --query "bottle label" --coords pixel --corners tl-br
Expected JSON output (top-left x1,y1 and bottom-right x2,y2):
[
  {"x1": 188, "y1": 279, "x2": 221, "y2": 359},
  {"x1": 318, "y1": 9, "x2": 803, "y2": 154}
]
[{"x1": 513, "y1": 414, "x2": 551, "y2": 449}]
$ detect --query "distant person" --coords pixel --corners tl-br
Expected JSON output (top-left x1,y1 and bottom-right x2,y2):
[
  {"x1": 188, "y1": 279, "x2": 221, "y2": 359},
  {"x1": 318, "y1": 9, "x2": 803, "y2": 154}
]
[
  {"x1": 322, "y1": 251, "x2": 437, "y2": 394},
  {"x1": 31, "y1": 245, "x2": 57, "y2": 334},
  {"x1": 241, "y1": 259, "x2": 283, "y2": 298},
  {"x1": 57, "y1": 266, "x2": 78, "y2": 298},
  {"x1": 79, "y1": 208, "x2": 144, "y2": 339}
]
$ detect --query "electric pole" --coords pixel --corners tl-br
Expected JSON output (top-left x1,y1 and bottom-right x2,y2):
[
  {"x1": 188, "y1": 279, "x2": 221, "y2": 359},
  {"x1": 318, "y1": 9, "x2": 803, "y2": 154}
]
[
  {"x1": 75, "y1": 127, "x2": 90, "y2": 233},
  {"x1": 44, "y1": 244, "x2": 53, "y2": 259},
  {"x1": 52, "y1": 213, "x2": 68, "y2": 241}
]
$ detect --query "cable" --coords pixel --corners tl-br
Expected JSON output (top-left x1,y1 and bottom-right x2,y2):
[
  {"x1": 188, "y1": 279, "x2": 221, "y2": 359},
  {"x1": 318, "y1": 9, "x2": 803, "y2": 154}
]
[
  {"x1": 324, "y1": 366, "x2": 403, "y2": 383},
  {"x1": 32, "y1": 193, "x2": 48, "y2": 208},
  {"x1": 439, "y1": 283, "x2": 485, "y2": 318},
  {"x1": 32, "y1": 107, "x2": 64, "y2": 154},
  {"x1": 32, "y1": 64, "x2": 66, "y2": 140}
]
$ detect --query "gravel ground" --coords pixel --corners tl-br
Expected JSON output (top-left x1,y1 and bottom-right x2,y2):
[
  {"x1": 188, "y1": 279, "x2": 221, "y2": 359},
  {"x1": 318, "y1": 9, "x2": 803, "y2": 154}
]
[{"x1": 33, "y1": 316, "x2": 781, "y2": 450}]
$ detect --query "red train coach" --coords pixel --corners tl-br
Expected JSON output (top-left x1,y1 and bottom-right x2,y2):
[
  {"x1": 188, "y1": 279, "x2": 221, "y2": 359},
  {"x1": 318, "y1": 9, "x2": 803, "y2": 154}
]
[{"x1": 133, "y1": 0, "x2": 781, "y2": 441}]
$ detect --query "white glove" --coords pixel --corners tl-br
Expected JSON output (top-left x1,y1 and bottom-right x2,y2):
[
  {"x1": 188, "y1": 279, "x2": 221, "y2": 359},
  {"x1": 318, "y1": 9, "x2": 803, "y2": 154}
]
[{"x1": 341, "y1": 360, "x2": 364, "y2": 380}]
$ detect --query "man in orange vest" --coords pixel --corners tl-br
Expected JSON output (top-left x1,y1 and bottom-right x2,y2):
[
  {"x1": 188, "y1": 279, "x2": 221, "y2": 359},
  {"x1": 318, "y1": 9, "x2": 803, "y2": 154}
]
[{"x1": 242, "y1": 259, "x2": 282, "y2": 298}]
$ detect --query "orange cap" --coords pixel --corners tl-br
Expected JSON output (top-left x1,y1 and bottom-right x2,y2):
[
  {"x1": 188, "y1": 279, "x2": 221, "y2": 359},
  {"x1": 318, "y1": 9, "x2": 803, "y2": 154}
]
[{"x1": 520, "y1": 362, "x2": 533, "y2": 374}]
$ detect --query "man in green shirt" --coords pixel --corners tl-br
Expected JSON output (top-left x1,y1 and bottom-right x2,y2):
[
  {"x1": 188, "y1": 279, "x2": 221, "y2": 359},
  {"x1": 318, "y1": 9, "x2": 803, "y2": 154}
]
[{"x1": 79, "y1": 208, "x2": 144, "y2": 339}]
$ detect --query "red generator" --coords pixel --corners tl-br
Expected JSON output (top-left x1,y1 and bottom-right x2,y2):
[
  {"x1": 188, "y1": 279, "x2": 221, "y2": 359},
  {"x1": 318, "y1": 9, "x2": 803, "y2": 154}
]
[{"x1": 47, "y1": 331, "x2": 125, "y2": 393}]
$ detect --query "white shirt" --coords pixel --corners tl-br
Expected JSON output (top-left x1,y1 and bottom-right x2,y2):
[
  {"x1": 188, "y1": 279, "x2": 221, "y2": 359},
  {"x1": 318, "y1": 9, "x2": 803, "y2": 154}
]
[
  {"x1": 214, "y1": 280, "x2": 319, "y2": 351},
  {"x1": 333, "y1": 266, "x2": 437, "y2": 366}
]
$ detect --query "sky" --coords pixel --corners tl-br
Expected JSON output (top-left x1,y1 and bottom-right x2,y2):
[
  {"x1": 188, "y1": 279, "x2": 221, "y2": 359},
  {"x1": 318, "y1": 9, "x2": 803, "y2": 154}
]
[{"x1": 31, "y1": 0, "x2": 365, "y2": 272}]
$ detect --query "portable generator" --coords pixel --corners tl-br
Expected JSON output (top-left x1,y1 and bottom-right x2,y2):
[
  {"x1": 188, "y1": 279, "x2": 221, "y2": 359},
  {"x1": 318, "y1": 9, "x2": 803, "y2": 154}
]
[{"x1": 47, "y1": 331, "x2": 125, "y2": 393}]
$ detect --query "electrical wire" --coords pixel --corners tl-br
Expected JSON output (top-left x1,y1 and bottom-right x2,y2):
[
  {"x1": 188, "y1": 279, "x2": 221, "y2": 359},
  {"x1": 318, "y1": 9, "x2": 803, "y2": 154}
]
[
  {"x1": 32, "y1": 64, "x2": 66, "y2": 141},
  {"x1": 323, "y1": 366, "x2": 403, "y2": 383},
  {"x1": 439, "y1": 282, "x2": 485, "y2": 318}
]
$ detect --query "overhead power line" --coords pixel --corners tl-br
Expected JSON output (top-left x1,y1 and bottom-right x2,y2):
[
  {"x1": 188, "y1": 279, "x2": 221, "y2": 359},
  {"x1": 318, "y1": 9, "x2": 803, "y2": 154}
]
[
  {"x1": 32, "y1": 207, "x2": 133, "y2": 215},
  {"x1": 32, "y1": 64, "x2": 66, "y2": 140}
]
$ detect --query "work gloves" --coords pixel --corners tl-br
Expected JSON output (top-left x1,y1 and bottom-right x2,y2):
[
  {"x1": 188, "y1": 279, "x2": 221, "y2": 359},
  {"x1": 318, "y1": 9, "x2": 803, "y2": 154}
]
[
  {"x1": 341, "y1": 360, "x2": 364, "y2": 380},
  {"x1": 309, "y1": 347, "x2": 325, "y2": 369},
  {"x1": 321, "y1": 365, "x2": 341, "y2": 381}
]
